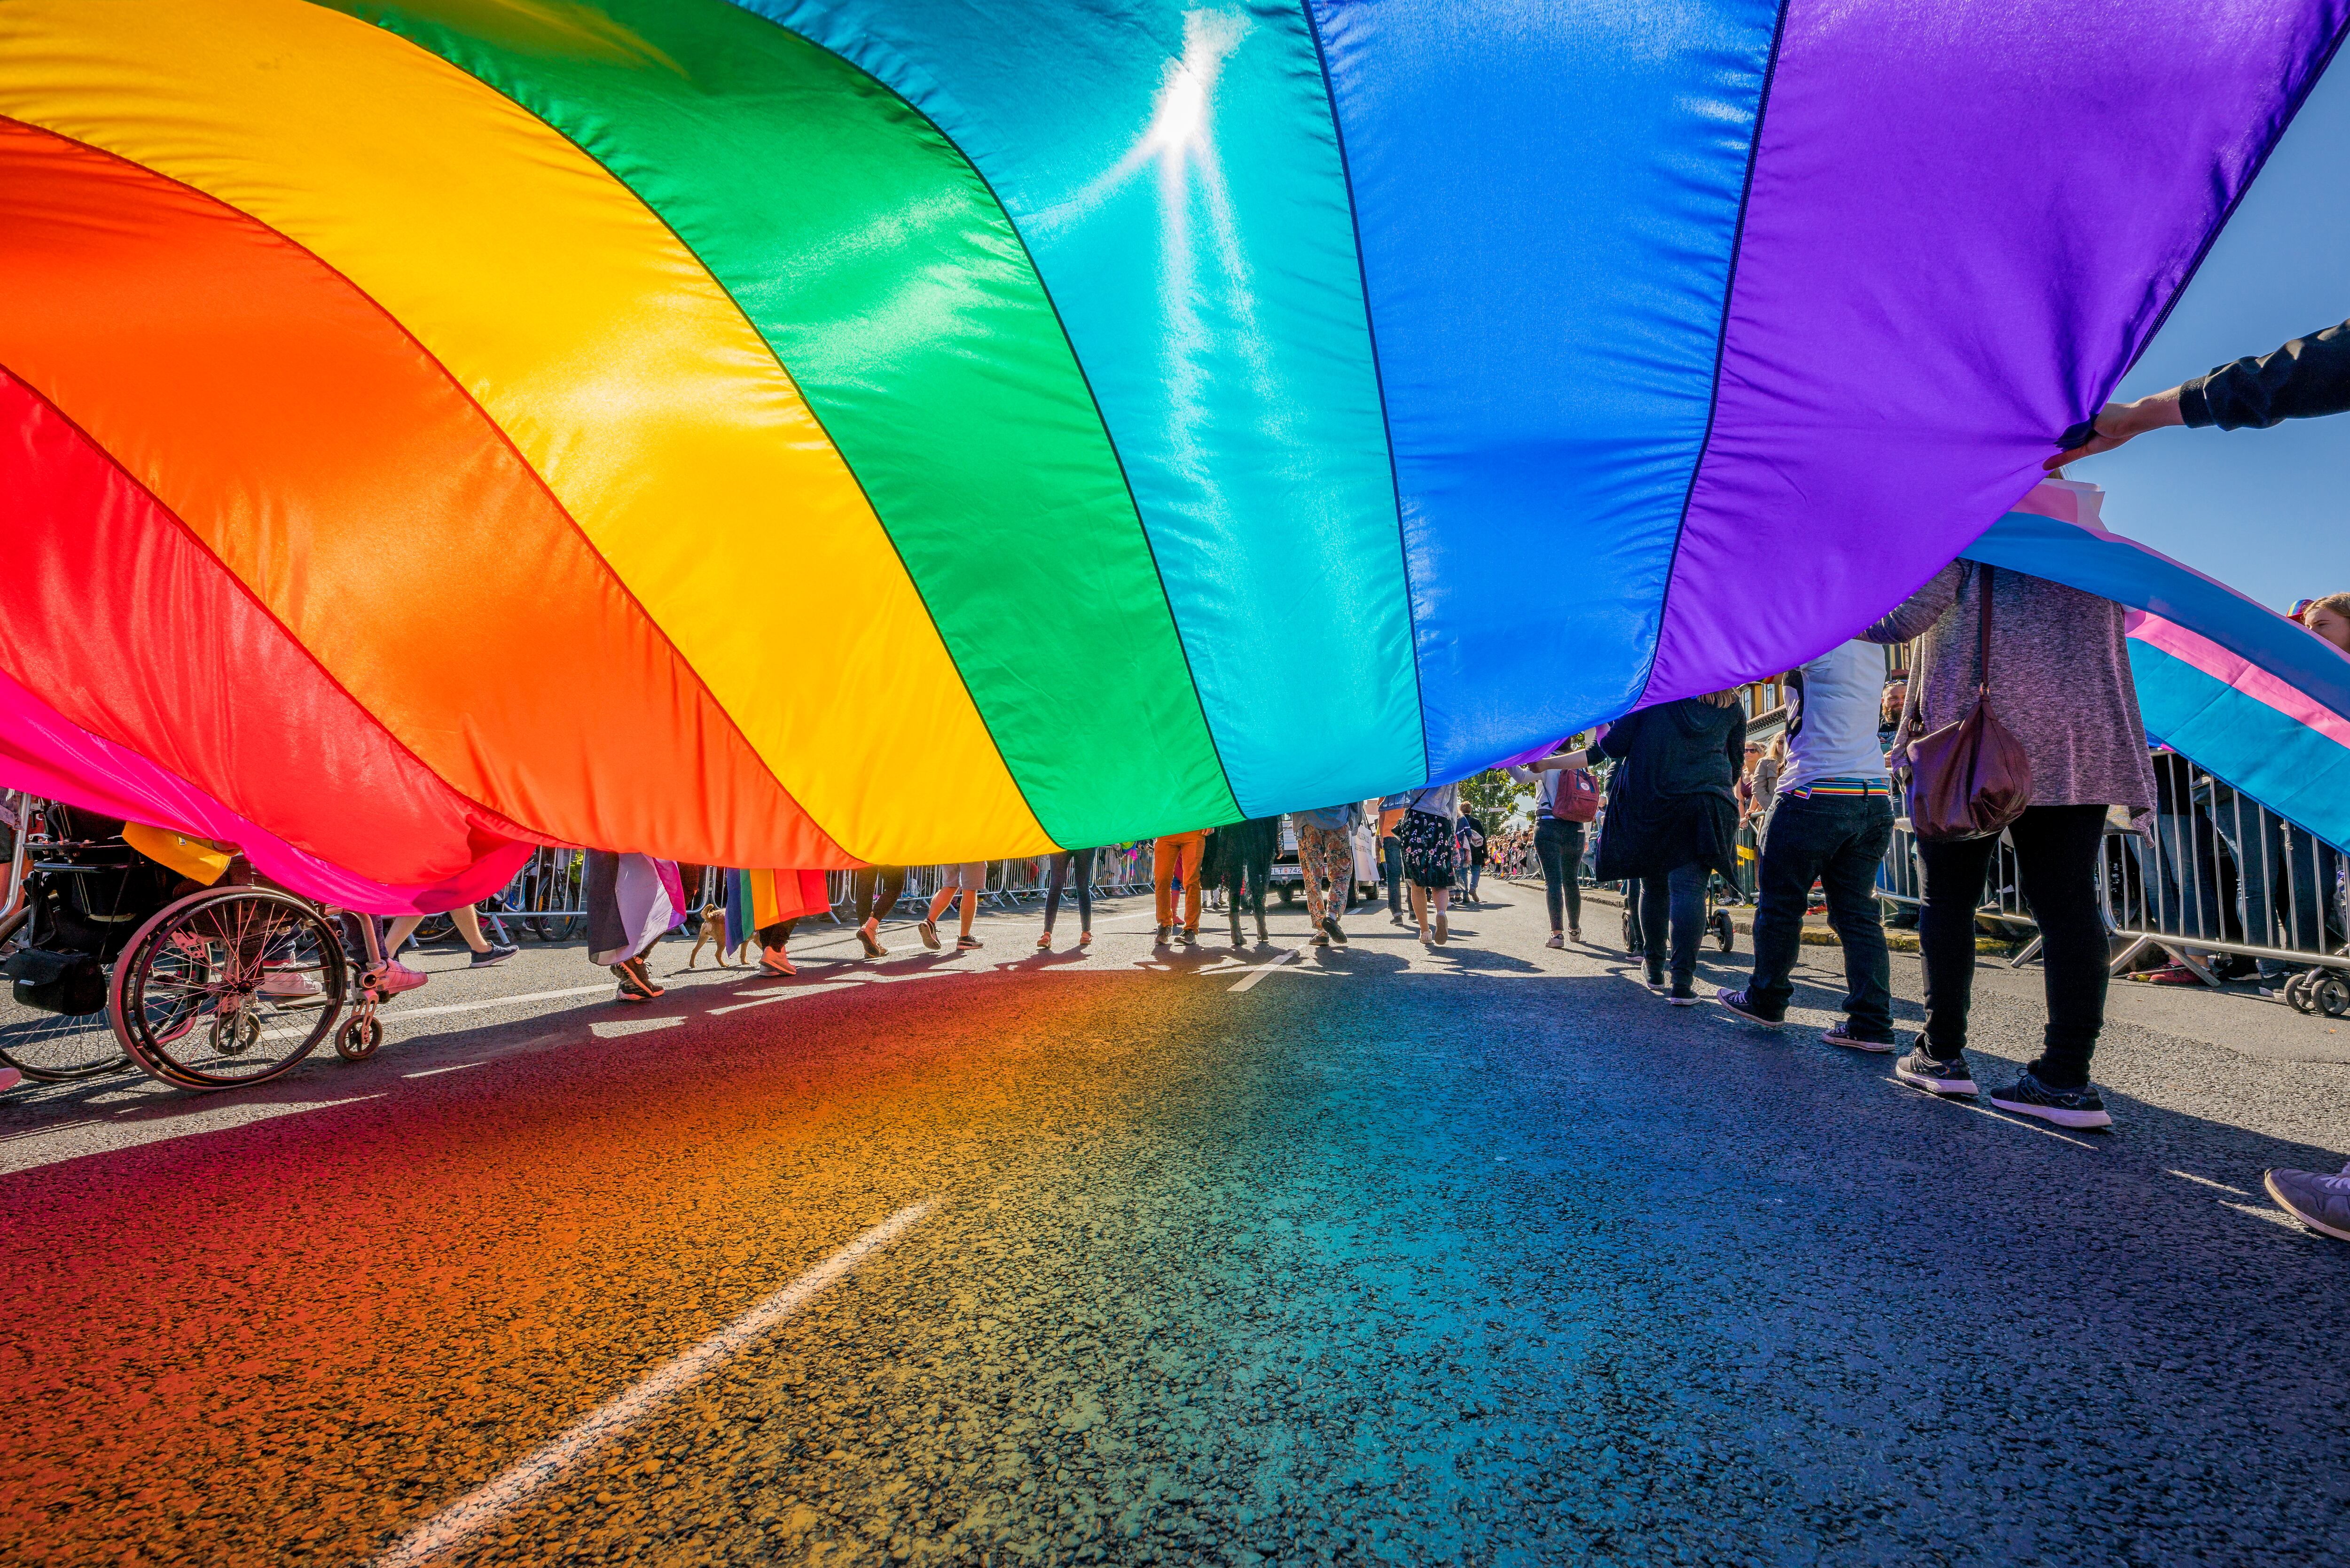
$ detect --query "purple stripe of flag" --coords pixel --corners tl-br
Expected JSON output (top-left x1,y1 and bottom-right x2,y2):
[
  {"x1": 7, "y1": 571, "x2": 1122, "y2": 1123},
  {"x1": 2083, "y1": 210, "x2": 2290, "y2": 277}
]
[{"x1": 1640, "y1": 0, "x2": 2347, "y2": 705}]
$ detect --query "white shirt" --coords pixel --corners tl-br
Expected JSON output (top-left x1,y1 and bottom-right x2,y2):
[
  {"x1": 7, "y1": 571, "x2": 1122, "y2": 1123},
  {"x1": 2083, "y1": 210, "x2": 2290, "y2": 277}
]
[{"x1": 1776, "y1": 640, "x2": 1890, "y2": 795}]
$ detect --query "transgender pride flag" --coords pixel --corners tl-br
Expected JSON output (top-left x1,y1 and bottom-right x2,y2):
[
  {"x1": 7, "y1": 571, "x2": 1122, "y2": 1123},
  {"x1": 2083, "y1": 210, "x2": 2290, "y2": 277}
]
[{"x1": 1964, "y1": 480, "x2": 2350, "y2": 853}]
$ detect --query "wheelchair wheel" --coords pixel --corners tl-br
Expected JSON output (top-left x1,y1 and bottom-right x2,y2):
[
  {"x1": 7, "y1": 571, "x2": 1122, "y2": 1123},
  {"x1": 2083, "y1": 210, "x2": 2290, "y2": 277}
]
[
  {"x1": 1711, "y1": 909, "x2": 1735, "y2": 953},
  {"x1": 1621, "y1": 906, "x2": 1640, "y2": 954},
  {"x1": 0, "y1": 998, "x2": 129, "y2": 1083},
  {"x1": 335, "y1": 1014, "x2": 383, "y2": 1061},
  {"x1": 0, "y1": 907, "x2": 132, "y2": 1083},
  {"x1": 110, "y1": 888, "x2": 348, "y2": 1091}
]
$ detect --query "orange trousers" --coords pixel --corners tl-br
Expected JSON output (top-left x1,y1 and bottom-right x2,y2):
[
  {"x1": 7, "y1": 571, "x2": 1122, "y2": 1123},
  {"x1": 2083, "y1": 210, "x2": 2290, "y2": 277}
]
[{"x1": 1152, "y1": 831, "x2": 1208, "y2": 930}]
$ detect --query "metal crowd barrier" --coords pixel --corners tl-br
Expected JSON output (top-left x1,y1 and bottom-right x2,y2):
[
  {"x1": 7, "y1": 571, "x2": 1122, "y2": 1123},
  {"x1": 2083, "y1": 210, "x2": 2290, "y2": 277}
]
[{"x1": 1872, "y1": 757, "x2": 2350, "y2": 999}]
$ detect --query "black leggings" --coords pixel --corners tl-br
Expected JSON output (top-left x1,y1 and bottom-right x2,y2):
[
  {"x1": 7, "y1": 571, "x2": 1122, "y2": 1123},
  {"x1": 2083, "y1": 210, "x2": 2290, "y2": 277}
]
[
  {"x1": 1918, "y1": 804, "x2": 2109, "y2": 1087},
  {"x1": 1043, "y1": 848, "x2": 1096, "y2": 933},
  {"x1": 852, "y1": 866, "x2": 905, "y2": 925}
]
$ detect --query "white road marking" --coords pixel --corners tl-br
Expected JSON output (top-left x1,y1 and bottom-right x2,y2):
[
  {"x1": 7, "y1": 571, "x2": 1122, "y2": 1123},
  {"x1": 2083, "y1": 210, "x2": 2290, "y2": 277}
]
[
  {"x1": 400, "y1": 1062, "x2": 486, "y2": 1080},
  {"x1": 388, "y1": 984, "x2": 613, "y2": 1022},
  {"x1": 1229, "y1": 948, "x2": 1301, "y2": 993},
  {"x1": 2166, "y1": 1168, "x2": 2251, "y2": 1196},
  {"x1": 589, "y1": 1015, "x2": 683, "y2": 1038},
  {"x1": 374, "y1": 1201, "x2": 932, "y2": 1568},
  {"x1": 2221, "y1": 1199, "x2": 2303, "y2": 1230},
  {"x1": 706, "y1": 983, "x2": 852, "y2": 1016}
]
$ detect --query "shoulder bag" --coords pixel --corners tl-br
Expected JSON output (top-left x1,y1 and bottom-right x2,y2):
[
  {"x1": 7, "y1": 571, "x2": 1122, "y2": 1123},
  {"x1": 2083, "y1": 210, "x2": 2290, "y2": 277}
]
[{"x1": 1896, "y1": 563, "x2": 2031, "y2": 841}]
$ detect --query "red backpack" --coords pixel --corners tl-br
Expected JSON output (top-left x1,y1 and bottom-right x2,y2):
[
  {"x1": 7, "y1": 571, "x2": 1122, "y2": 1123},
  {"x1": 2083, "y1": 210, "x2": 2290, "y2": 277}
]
[{"x1": 1551, "y1": 769, "x2": 1600, "y2": 823}]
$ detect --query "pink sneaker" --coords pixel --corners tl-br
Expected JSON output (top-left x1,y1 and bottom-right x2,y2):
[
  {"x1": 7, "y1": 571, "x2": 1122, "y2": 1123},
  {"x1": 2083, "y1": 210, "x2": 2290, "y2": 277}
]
[
  {"x1": 376, "y1": 960, "x2": 429, "y2": 996},
  {"x1": 0, "y1": 1066, "x2": 21, "y2": 1093}
]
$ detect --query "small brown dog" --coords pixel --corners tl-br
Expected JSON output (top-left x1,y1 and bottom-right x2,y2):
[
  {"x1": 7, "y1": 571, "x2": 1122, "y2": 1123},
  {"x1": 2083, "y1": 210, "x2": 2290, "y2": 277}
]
[{"x1": 686, "y1": 903, "x2": 749, "y2": 968}]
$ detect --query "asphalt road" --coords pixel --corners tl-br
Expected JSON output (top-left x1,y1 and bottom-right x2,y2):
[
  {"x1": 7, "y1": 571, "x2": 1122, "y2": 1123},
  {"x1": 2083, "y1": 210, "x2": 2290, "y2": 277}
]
[{"x1": 0, "y1": 881, "x2": 2345, "y2": 1566}]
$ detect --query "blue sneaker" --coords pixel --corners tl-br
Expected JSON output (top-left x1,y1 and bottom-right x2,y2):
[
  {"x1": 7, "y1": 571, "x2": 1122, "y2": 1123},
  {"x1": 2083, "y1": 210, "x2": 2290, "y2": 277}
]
[{"x1": 1988, "y1": 1070, "x2": 2113, "y2": 1130}]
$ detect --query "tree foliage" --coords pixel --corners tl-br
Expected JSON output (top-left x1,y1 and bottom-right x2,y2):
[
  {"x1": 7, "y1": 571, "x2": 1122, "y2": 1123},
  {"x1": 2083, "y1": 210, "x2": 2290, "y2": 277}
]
[{"x1": 1458, "y1": 766, "x2": 1529, "y2": 825}]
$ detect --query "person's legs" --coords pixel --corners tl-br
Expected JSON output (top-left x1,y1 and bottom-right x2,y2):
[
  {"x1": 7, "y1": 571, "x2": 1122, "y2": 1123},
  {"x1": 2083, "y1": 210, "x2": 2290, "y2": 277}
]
[
  {"x1": 2278, "y1": 824, "x2": 2332, "y2": 956},
  {"x1": 1560, "y1": 825, "x2": 1584, "y2": 936},
  {"x1": 384, "y1": 913, "x2": 424, "y2": 957},
  {"x1": 1042, "y1": 850, "x2": 1072, "y2": 936},
  {"x1": 1153, "y1": 839, "x2": 1179, "y2": 932},
  {"x1": 2212, "y1": 796, "x2": 2281, "y2": 969},
  {"x1": 1384, "y1": 837, "x2": 1404, "y2": 919},
  {"x1": 759, "y1": 917, "x2": 796, "y2": 975},
  {"x1": 1739, "y1": 796, "x2": 1836, "y2": 1020},
  {"x1": 1819, "y1": 797, "x2": 1897, "y2": 1041},
  {"x1": 1915, "y1": 833, "x2": 2001, "y2": 1061},
  {"x1": 956, "y1": 888, "x2": 979, "y2": 943},
  {"x1": 1666, "y1": 862, "x2": 1706, "y2": 991},
  {"x1": 1639, "y1": 872, "x2": 1669, "y2": 981},
  {"x1": 1071, "y1": 847, "x2": 1095, "y2": 935},
  {"x1": 1298, "y1": 826, "x2": 1332, "y2": 925},
  {"x1": 1534, "y1": 819, "x2": 1567, "y2": 934},
  {"x1": 1179, "y1": 838, "x2": 1202, "y2": 933},
  {"x1": 2006, "y1": 804, "x2": 2114, "y2": 1089}
]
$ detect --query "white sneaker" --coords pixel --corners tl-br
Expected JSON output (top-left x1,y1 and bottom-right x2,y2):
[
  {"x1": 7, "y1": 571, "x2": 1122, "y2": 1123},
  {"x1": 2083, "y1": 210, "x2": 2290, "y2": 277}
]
[
  {"x1": 1545, "y1": 933, "x2": 1565, "y2": 949},
  {"x1": 258, "y1": 970, "x2": 322, "y2": 1000},
  {"x1": 376, "y1": 961, "x2": 430, "y2": 995}
]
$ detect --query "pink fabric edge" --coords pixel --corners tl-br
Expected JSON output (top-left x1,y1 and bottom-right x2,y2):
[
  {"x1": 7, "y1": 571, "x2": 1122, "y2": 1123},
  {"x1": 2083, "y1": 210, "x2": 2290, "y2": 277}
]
[
  {"x1": 2124, "y1": 609, "x2": 2350, "y2": 752},
  {"x1": 0, "y1": 665, "x2": 533, "y2": 915}
]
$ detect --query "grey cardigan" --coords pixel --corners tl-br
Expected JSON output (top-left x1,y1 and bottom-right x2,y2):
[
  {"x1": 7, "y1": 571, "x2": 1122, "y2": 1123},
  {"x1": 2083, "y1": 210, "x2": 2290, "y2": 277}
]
[{"x1": 1865, "y1": 562, "x2": 2154, "y2": 812}]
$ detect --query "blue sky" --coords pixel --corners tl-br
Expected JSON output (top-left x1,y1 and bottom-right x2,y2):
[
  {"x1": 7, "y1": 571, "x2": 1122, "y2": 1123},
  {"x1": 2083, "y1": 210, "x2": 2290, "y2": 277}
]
[{"x1": 2063, "y1": 55, "x2": 2350, "y2": 611}]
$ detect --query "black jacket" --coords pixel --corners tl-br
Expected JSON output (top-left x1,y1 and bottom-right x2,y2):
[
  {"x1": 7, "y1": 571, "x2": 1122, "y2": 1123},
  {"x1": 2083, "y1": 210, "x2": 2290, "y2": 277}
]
[
  {"x1": 1591, "y1": 699, "x2": 1746, "y2": 884},
  {"x1": 2181, "y1": 319, "x2": 2350, "y2": 429}
]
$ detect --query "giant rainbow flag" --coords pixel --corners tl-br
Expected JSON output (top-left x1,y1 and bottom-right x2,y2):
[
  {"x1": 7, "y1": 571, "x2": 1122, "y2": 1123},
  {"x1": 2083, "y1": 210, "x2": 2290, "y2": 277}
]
[{"x1": 1, "y1": 0, "x2": 2343, "y2": 910}]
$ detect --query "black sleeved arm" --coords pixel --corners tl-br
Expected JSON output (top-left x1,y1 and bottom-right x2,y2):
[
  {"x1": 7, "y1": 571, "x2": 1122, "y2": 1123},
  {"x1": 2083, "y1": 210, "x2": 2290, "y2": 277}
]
[
  {"x1": 1596, "y1": 710, "x2": 1641, "y2": 761},
  {"x1": 2179, "y1": 319, "x2": 2350, "y2": 429}
]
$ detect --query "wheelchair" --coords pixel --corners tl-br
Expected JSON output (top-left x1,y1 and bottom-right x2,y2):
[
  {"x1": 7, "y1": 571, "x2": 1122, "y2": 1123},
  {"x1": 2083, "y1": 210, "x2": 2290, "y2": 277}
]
[{"x1": 0, "y1": 799, "x2": 397, "y2": 1091}]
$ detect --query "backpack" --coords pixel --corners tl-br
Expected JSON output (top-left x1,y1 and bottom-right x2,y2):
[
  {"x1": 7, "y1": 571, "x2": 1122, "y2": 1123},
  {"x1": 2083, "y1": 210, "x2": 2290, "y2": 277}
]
[{"x1": 1551, "y1": 769, "x2": 1600, "y2": 823}]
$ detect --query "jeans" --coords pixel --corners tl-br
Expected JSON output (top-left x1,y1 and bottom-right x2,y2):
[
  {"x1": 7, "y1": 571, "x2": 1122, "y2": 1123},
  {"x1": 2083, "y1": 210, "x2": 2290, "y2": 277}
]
[
  {"x1": 1534, "y1": 818, "x2": 1585, "y2": 933},
  {"x1": 1225, "y1": 836, "x2": 1273, "y2": 933},
  {"x1": 851, "y1": 866, "x2": 905, "y2": 926},
  {"x1": 1382, "y1": 837, "x2": 1404, "y2": 915},
  {"x1": 2145, "y1": 808, "x2": 2225, "y2": 942},
  {"x1": 1917, "y1": 804, "x2": 2108, "y2": 1087},
  {"x1": 1744, "y1": 792, "x2": 1895, "y2": 1040},
  {"x1": 1465, "y1": 859, "x2": 1483, "y2": 897},
  {"x1": 1639, "y1": 862, "x2": 1708, "y2": 988},
  {"x1": 2208, "y1": 793, "x2": 2338, "y2": 975},
  {"x1": 1042, "y1": 848, "x2": 1094, "y2": 934}
]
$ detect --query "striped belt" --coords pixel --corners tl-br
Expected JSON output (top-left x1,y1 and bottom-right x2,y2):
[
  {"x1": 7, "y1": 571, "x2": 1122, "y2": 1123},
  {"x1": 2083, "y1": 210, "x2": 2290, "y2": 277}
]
[{"x1": 1782, "y1": 777, "x2": 1889, "y2": 800}]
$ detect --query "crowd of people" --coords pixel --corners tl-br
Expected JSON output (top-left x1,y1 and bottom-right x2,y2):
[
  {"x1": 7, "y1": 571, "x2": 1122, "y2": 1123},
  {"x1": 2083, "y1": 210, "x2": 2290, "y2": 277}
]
[{"x1": 6, "y1": 321, "x2": 2342, "y2": 1247}]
